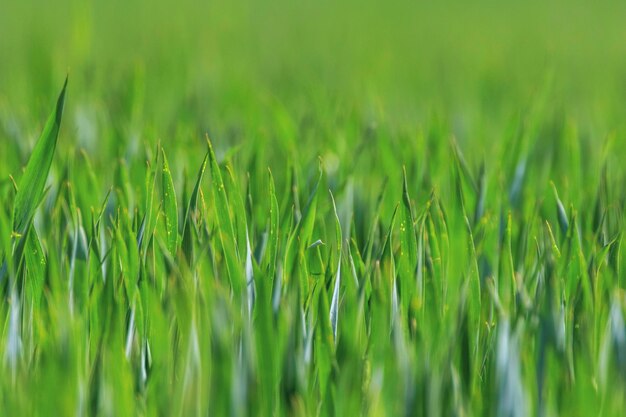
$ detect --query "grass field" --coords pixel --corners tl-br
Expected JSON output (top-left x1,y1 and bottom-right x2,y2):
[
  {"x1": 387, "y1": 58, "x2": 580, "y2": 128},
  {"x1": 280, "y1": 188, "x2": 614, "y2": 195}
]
[{"x1": 3, "y1": 1, "x2": 626, "y2": 416}]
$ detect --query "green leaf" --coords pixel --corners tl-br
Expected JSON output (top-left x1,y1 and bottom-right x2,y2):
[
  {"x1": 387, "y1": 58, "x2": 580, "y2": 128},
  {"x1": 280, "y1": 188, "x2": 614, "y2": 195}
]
[
  {"x1": 224, "y1": 163, "x2": 255, "y2": 312},
  {"x1": 207, "y1": 137, "x2": 243, "y2": 298},
  {"x1": 161, "y1": 148, "x2": 178, "y2": 256},
  {"x1": 24, "y1": 226, "x2": 46, "y2": 307},
  {"x1": 283, "y1": 165, "x2": 322, "y2": 283},
  {"x1": 13, "y1": 77, "x2": 67, "y2": 237},
  {"x1": 263, "y1": 169, "x2": 279, "y2": 281},
  {"x1": 329, "y1": 190, "x2": 342, "y2": 341},
  {"x1": 181, "y1": 149, "x2": 208, "y2": 262},
  {"x1": 399, "y1": 167, "x2": 418, "y2": 305},
  {"x1": 224, "y1": 164, "x2": 247, "y2": 257},
  {"x1": 551, "y1": 182, "x2": 569, "y2": 235}
]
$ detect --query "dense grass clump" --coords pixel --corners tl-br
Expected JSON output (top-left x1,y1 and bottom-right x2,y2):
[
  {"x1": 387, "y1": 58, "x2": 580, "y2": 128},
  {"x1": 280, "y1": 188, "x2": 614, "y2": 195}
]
[{"x1": 3, "y1": 1, "x2": 626, "y2": 416}]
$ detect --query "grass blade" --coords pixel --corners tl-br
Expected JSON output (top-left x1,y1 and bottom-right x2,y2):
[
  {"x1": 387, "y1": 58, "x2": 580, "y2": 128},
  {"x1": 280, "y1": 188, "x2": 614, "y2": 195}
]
[
  {"x1": 161, "y1": 148, "x2": 178, "y2": 256},
  {"x1": 207, "y1": 137, "x2": 244, "y2": 299},
  {"x1": 399, "y1": 167, "x2": 418, "y2": 307},
  {"x1": 329, "y1": 190, "x2": 342, "y2": 342},
  {"x1": 181, "y1": 149, "x2": 208, "y2": 262},
  {"x1": 13, "y1": 77, "x2": 67, "y2": 237},
  {"x1": 263, "y1": 169, "x2": 280, "y2": 280}
]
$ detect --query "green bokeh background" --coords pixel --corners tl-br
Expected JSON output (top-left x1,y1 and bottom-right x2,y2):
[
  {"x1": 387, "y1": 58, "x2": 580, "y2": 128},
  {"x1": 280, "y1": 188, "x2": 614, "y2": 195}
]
[
  {"x1": 3, "y1": 1, "x2": 626, "y2": 205},
  {"x1": 3, "y1": 1, "x2": 626, "y2": 133}
]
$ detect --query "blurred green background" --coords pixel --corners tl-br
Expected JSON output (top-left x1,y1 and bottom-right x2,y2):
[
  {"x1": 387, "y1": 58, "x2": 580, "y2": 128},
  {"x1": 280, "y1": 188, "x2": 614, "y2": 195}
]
[
  {"x1": 3, "y1": 1, "x2": 626, "y2": 121},
  {"x1": 2, "y1": 0, "x2": 626, "y2": 194}
]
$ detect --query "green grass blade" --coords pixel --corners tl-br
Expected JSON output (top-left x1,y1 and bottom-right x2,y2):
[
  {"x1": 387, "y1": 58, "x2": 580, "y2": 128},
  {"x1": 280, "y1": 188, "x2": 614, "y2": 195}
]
[
  {"x1": 551, "y1": 182, "x2": 569, "y2": 236},
  {"x1": 283, "y1": 164, "x2": 322, "y2": 285},
  {"x1": 225, "y1": 163, "x2": 255, "y2": 312},
  {"x1": 181, "y1": 149, "x2": 208, "y2": 262},
  {"x1": 207, "y1": 138, "x2": 244, "y2": 299},
  {"x1": 329, "y1": 190, "x2": 341, "y2": 342},
  {"x1": 24, "y1": 226, "x2": 46, "y2": 307},
  {"x1": 263, "y1": 169, "x2": 280, "y2": 280},
  {"x1": 12, "y1": 77, "x2": 67, "y2": 237},
  {"x1": 161, "y1": 148, "x2": 178, "y2": 256},
  {"x1": 399, "y1": 167, "x2": 418, "y2": 307},
  {"x1": 224, "y1": 164, "x2": 247, "y2": 258}
]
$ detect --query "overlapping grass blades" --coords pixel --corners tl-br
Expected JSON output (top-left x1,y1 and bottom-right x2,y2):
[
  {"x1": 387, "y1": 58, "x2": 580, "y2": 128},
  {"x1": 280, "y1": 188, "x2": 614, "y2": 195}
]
[{"x1": 3, "y1": 71, "x2": 626, "y2": 416}]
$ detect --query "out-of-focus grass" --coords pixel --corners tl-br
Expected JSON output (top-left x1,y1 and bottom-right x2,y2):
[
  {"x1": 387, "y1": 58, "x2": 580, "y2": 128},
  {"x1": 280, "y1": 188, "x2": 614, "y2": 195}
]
[
  {"x1": 2, "y1": 1, "x2": 626, "y2": 416},
  {"x1": 2, "y1": 1, "x2": 626, "y2": 175}
]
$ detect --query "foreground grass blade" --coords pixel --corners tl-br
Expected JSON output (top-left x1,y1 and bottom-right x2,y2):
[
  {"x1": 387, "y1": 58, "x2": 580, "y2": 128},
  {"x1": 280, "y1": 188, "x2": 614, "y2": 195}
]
[
  {"x1": 12, "y1": 77, "x2": 67, "y2": 237},
  {"x1": 263, "y1": 169, "x2": 279, "y2": 280},
  {"x1": 207, "y1": 137, "x2": 244, "y2": 299},
  {"x1": 329, "y1": 190, "x2": 342, "y2": 342},
  {"x1": 399, "y1": 167, "x2": 418, "y2": 307},
  {"x1": 551, "y1": 182, "x2": 569, "y2": 235},
  {"x1": 225, "y1": 164, "x2": 255, "y2": 312},
  {"x1": 283, "y1": 164, "x2": 322, "y2": 287},
  {"x1": 24, "y1": 226, "x2": 46, "y2": 306},
  {"x1": 161, "y1": 148, "x2": 178, "y2": 256},
  {"x1": 181, "y1": 149, "x2": 208, "y2": 261}
]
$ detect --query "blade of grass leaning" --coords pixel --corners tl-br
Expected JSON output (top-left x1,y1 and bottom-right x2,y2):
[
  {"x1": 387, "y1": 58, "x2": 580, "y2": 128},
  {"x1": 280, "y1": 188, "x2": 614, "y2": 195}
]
[{"x1": 13, "y1": 77, "x2": 67, "y2": 238}]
